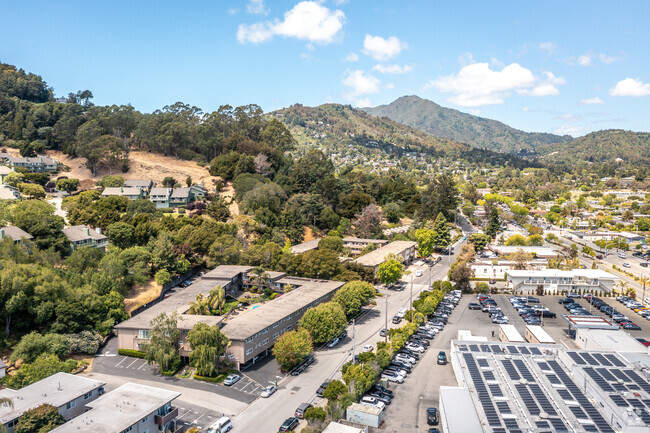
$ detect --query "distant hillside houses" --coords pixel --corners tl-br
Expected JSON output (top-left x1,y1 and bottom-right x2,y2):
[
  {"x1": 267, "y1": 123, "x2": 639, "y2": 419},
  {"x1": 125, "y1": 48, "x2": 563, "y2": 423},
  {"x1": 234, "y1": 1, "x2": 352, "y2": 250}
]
[
  {"x1": 0, "y1": 154, "x2": 57, "y2": 172},
  {"x1": 98, "y1": 180, "x2": 207, "y2": 208}
]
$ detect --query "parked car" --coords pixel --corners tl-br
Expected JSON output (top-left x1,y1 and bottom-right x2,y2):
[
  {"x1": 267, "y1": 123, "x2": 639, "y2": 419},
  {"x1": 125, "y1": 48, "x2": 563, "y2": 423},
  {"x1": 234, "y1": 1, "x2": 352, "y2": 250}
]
[
  {"x1": 380, "y1": 328, "x2": 387, "y2": 337},
  {"x1": 328, "y1": 337, "x2": 340, "y2": 348},
  {"x1": 622, "y1": 322, "x2": 642, "y2": 330},
  {"x1": 207, "y1": 417, "x2": 233, "y2": 433},
  {"x1": 261, "y1": 385, "x2": 277, "y2": 398},
  {"x1": 405, "y1": 343, "x2": 425, "y2": 353},
  {"x1": 372, "y1": 384, "x2": 394, "y2": 398},
  {"x1": 392, "y1": 316, "x2": 402, "y2": 324},
  {"x1": 362, "y1": 344, "x2": 374, "y2": 352},
  {"x1": 427, "y1": 407, "x2": 439, "y2": 425},
  {"x1": 468, "y1": 303, "x2": 481, "y2": 310},
  {"x1": 316, "y1": 381, "x2": 330, "y2": 397},
  {"x1": 437, "y1": 351, "x2": 447, "y2": 365},
  {"x1": 367, "y1": 391, "x2": 392, "y2": 405},
  {"x1": 295, "y1": 403, "x2": 312, "y2": 419},
  {"x1": 415, "y1": 270, "x2": 423, "y2": 277},
  {"x1": 279, "y1": 417, "x2": 299, "y2": 432},
  {"x1": 381, "y1": 372, "x2": 404, "y2": 383},
  {"x1": 223, "y1": 374, "x2": 241, "y2": 386},
  {"x1": 567, "y1": 292, "x2": 581, "y2": 298},
  {"x1": 360, "y1": 396, "x2": 386, "y2": 410}
]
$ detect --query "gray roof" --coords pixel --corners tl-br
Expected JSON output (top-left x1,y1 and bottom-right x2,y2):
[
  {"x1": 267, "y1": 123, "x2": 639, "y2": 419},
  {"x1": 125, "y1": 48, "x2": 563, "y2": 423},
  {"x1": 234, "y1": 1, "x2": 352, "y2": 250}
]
[
  {"x1": 0, "y1": 187, "x2": 18, "y2": 200},
  {"x1": 123, "y1": 179, "x2": 154, "y2": 188},
  {"x1": 342, "y1": 237, "x2": 389, "y2": 244},
  {"x1": 6, "y1": 155, "x2": 57, "y2": 165},
  {"x1": 220, "y1": 278, "x2": 344, "y2": 340},
  {"x1": 0, "y1": 373, "x2": 105, "y2": 424},
  {"x1": 0, "y1": 166, "x2": 12, "y2": 175},
  {"x1": 352, "y1": 241, "x2": 416, "y2": 267},
  {"x1": 171, "y1": 187, "x2": 190, "y2": 198},
  {"x1": 101, "y1": 187, "x2": 141, "y2": 196},
  {"x1": 51, "y1": 383, "x2": 180, "y2": 433},
  {"x1": 291, "y1": 239, "x2": 321, "y2": 254},
  {"x1": 438, "y1": 387, "x2": 482, "y2": 433},
  {"x1": 0, "y1": 226, "x2": 33, "y2": 241},
  {"x1": 62, "y1": 225, "x2": 107, "y2": 242},
  {"x1": 150, "y1": 187, "x2": 172, "y2": 196}
]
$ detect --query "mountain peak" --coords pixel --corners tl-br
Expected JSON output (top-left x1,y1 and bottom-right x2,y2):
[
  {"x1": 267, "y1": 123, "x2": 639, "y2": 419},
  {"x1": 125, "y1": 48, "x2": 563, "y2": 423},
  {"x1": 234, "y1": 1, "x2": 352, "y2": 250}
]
[{"x1": 363, "y1": 95, "x2": 571, "y2": 154}]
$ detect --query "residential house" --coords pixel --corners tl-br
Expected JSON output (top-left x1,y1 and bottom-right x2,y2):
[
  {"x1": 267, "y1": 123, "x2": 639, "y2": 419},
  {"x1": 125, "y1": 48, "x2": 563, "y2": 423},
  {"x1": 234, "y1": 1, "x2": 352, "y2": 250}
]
[
  {"x1": 169, "y1": 188, "x2": 191, "y2": 207},
  {"x1": 0, "y1": 373, "x2": 105, "y2": 433},
  {"x1": 190, "y1": 184, "x2": 208, "y2": 200},
  {"x1": 100, "y1": 186, "x2": 143, "y2": 200},
  {"x1": 0, "y1": 186, "x2": 20, "y2": 200},
  {"x1": 0, "y1": 226, "x2": 33, "y2": 243},
  {"x1": 62, "y1": 225, "x2": 108, "y2": 250},
  {"x1": 342, "y1": 237, "x2": 389, "y2": 255},
  {"x1": 0, "y1": 166, "x2": 12, "y2": 183},
  {"x1": 149, "y1": 187, "x2": 173, "y2": 208},
  {"x1": 4, "y1": 155, "x2": 57, "y2": 172},
  {"x1": 51, "y1": 383, "x2": 182, "y2": 433},
  {"x1": 352, "y1": 241, "x2": 417, "y2": 274},
  {"x1": 123, "y1": 179, "x2": 155, "y2": 194}
]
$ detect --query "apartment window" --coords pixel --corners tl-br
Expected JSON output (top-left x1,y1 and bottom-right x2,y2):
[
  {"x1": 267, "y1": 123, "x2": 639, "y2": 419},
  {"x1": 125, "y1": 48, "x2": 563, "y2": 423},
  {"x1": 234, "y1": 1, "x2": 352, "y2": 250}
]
[
  {"x1": 246, "y1": 348, "x2": 253, "y2": 355},
  {"x1": 273, "y1": 322, "x2": 278, "y2": 328},
  {"x1": 142, "y1": 416, "x2": 149, "y2": 423},
  {"x1": 263, "y1": 327, "x2": 269, "y2": 334},
  {"x1": 286, "y1": 325, "x2": 292, "y2": 331},
  {"x1": 66, "y1": 400, "x2": 76, "y2": 410},
  {"x1": 262, "y1": 338, "x2": 269, "y2": 345},
  {"x1": 245, "y1": 336, "x2": 253, "y2": 343},
  {"x1": 7, "y1": 420, "x2": 17, "y2": 428},
  {"x1": 84, "y1": 391, "x2": 93, "y2": 399},
  {"x1": 273, "y1": 332, "x2": 279, "y2": 339},
  {"x1": 120, "y1": 427, "x2": 133, "y2": 433},
  {"x1": 138, "y1": 330, "x2": 149, "y2": 340}
]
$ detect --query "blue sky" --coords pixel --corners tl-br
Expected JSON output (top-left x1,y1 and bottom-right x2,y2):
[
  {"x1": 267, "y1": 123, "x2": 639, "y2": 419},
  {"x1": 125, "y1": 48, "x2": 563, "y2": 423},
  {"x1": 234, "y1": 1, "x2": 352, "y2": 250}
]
[{"x1": 1, "y1": 0, "x2": 649, "y2": 136}]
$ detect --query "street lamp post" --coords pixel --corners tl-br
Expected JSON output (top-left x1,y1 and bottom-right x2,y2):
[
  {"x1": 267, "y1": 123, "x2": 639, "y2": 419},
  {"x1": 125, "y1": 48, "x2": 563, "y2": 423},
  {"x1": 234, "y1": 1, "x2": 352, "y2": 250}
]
[{"x1": 384, "y1": 296, "x2": 388, "y2": 344}]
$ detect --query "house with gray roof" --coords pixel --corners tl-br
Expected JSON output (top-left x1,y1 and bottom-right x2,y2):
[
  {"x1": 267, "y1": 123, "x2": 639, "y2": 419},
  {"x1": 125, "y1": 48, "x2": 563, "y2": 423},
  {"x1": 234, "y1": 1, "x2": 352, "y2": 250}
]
[
  {"x1": 101, "y1": 186, "x2": 143, "y2": 200},
  {"x1": 150, "y1": 187, "x2": 173, "y2": 208},
  {"x1": 0, "y1": 166, "x2": 12, "y2": 183},
  {"x1": 0, "y1": 226, "x2": 33, "y2": 243},
  {"x1": 123, "y1": 179, "x2": 155, "y2": 194},
  {"x1": 4, "y1": 155, "x2": 57, "y2": 172},
  {"x1": 0, "y1": 186, "x2": 19, "y2": 200},
  {"x1": 62, "y1": 225, "x2": 108, "y2": 251}
]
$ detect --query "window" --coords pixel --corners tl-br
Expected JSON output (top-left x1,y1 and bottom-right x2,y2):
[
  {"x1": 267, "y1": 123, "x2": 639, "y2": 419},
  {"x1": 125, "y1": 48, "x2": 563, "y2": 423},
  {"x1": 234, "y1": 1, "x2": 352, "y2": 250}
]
[
  {"x1": 142, "y1": 416, "x2": 149, "y2": 423},
  {"x1": 263, "y1": 327, "x2": 269, "y2": 334},
  {"x1": 84, "y1": 391, "x2": 93, "y2": 399},
  {"x1": 246, "y1": 348, "x2": 253, "y2": 355},
  {"x1": 120, "y1": 427, "x2": 133, "y2": 433},
  {"x1": 245, "y1": 336, "x2": 253, "y2": 343},
  {"x1": 286, "y1": 325, "x2": 292, "y2": 331},
  {"x1": 7, "y1": 420, "x2": 17, "y2": 428},
  {"x1": 273, "y1": 322, "x2": 278, "y2": 328},
  {"x1": 273, "y1": 332, "x2": 279, "y2": 339},
  {"x1": 138, "y1": 330, "x2": 149, "y2": 340},
  {"x1": 262, "y1": 338, "x2": 269, "y2": 345},
  {"x1": 66, "y1": 400, "x2": 77, "y2": 410}
]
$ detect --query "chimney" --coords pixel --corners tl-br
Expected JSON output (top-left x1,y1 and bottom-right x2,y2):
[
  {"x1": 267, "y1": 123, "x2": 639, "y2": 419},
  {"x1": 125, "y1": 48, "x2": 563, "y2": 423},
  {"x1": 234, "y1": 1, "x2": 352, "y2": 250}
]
[
  {"x1": 84, "y1": 227, "x2": 90, "y2": 236},
  {"x1": 96, "y1": 227, "x2": 102, "y2": 235},
  {"x1": 0, "y1": 230, "x2": 4, "y2": 240}
]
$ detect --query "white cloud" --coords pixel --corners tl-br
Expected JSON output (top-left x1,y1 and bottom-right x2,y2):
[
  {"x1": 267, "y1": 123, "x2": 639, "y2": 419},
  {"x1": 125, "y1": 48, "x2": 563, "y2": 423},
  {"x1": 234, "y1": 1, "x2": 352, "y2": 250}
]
[
  {"x1": 342, "y1": 70, "x2": 381, "y2": 96},
  {"x1": 237, "y1": 1, "x2": 346, "y2": 44},
  {"x1": 610, "y1": 78, "x2": 650, "y2": 97},
  {"x1": 580, "y1": 97, "x2": 604, "y2": 105},
  {"x1": 344, "y1": 52, "x2": 359, "y2": 62},
  {"x1": 385, "y1": 82, "x2": 395, "y2": 89},
  {"x1": 539, "y1": 42, "x2": 556, "y2": 54},
  {"x1": 578, "y1": 53, "x2": 593, "y2": 66},
  {"x1": 227, "y1": 8, "x2": 239, "y2": 15},
  {"x1": 425, "y1": 62, "x2": 535, "y2": 107},
  {"x1": 458, "y1": 52, "x2": 475, "y2": 66},
  {"x1": 521, "y1": 107, "x2": 529, "y2": 112},
  {"x1": 469, "y1": 108, "x2": 480, "y2": 115},
  {"x1": 519, "y1": 71, "x2": 565, "y2": 96},
  {"x1": 247, "y1": 0, "x2": 269, "y2": 15},
  {"x1": 554, "y1": 124, "x2": 584, "y2": 137},
  {"x1": 599, "y1": 53, "x2": 619, "y2": 64},
  {"x1": 372, "y1": 64, "x2": 413, "y2": 74},
  {"x1": 353, "y1": 98, "x2": 372, "y2": 107},
  {"x1": 362, "y1": 35, "x2": 407, "y2": 61},
  {"x1": 490, "y1": 57, "x2": 504, "y2": 69}
]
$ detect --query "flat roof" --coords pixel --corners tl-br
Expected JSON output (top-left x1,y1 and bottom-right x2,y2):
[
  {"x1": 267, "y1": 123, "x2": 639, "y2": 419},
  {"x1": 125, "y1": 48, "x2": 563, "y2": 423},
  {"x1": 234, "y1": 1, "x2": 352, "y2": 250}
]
[
  {"x1": 101, "y1": 187, "x2": 141, "y2": 196},
  {"x1": 499, "y1": 324, "x2": 525, "y2": 342},
  {"x1": 346, "y1": 402, "x2": 382, "y2": 416},
  {"x1": 342, "y1": 237, "x2": 389, "y2": 244},
  {"x1": 506, "y1": 268, "x2": 618, "y2": 280},
  {"x1": 322, "y1": 421, "x2": 366, "y2": 433},
  {"x1": 0, "y1": 373, "x2": 105, "y2": 424},
  {"x1": 563, "y1": 314, "x2": 619, "y2": 329},
  {"x1": 577, "y1": 328, "x2": 648, "y2": 353},
  {"x1": 489, "y1": 246, "x2": 561, "y2": 257},
  {"x1": 51, "y1": 383, "x2": 180, "y2": 433},
  {"x1": 352, "y1": 241, "x2": 416, "y2": 267},
  {"x1": 525, "y1": 325, "x2": 555, "y2": 343},
  {"x1": 220, "y1": 278, "x2": 344, "y2": 340},
  {"x1": 439, "y1": 387, "x2": 482, "y2": 433}
]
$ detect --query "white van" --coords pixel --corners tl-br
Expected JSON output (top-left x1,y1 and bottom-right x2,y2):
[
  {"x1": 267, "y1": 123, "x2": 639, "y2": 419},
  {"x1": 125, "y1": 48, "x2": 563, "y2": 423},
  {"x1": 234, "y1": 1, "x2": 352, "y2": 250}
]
[{"x1": 207, "y1": 417, "x2": 233, "y2": 433}]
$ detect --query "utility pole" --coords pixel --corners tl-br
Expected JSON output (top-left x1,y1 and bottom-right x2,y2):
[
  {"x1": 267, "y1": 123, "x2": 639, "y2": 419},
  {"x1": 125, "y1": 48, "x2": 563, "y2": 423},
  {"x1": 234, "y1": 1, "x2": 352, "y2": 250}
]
[
  {"x1": 410, "y1": 273, "x2": 414, "y2": 310},
  {"x1": 385, "y1": 296, "x2": 388, "y2": 343},
  {"x1": 352, "y1": 319, "x2": 356, "y2": 364}
]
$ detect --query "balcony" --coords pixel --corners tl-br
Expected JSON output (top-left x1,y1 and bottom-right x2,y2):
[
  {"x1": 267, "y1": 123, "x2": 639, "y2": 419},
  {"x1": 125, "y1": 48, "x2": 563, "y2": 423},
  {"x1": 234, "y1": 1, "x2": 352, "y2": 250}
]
[{"x1": 154, "y1": 406, "x2": 178, "y2": 426}]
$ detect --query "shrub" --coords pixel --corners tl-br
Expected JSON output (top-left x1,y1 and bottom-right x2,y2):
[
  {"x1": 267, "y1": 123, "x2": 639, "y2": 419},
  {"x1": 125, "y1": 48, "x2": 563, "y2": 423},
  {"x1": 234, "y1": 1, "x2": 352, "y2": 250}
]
[
  {"x1": 194, "y1": 372, "x2": 226, "y2": 383},
  {"x1": 117, "y1": 349, "x2": 146, "y2": 359},
  {"x1": 155, "y1": 269, "x2": 172, "y2": 285},
  {"x1": 65, "y1": 330, "x2": 103, "y2": 355}
]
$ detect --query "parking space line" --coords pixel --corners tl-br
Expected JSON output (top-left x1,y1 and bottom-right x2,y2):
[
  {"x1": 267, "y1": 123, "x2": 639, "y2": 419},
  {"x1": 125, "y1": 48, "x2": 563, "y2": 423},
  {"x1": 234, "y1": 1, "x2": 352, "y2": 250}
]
[
  {"x1": 137, "y1": 360, "x2": 148, "y2": 370},
  {"x1": 126, "y1": 358, "x2": 139, "y2": 368},
  {"x1": 249, "y1": 385, "x2": 259, "y2": 394},
  {"x1": 115, "y1": 357, "x2": 127, "y2": 367}
]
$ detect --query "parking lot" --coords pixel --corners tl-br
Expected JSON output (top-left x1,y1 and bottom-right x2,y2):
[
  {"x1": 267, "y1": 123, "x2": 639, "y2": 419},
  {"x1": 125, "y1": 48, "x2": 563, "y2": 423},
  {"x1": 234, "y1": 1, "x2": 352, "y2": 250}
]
[{"x1": 176, "y1": 402, "x2": 226, "y2": 432}]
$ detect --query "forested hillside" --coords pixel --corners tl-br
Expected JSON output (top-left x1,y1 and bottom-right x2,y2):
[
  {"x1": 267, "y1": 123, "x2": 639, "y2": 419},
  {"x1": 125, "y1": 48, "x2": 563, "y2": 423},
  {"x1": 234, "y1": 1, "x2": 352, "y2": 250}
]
[{"x1": 363, "y1": 95, "x2": 572, "y2": 154}]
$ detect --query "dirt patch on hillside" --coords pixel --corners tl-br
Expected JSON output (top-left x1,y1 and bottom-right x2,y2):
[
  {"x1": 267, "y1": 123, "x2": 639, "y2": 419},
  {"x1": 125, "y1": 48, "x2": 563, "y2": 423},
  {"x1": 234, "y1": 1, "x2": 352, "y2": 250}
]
[
  {"x1": 219, "y1": 182, "x2": 240, "y2": 216},
  {"x1": 124, "y1": 280, "x2": 161, "y2": 314},
  {"x1": 50, "y1": 150, "x2": 221, "y2": 192}
]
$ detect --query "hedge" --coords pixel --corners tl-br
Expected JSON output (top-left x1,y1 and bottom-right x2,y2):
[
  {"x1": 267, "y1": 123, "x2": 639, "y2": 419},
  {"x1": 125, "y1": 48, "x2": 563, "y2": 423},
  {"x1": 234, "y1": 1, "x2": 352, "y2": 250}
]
[
  {"x1": 194, "y1": 372, "x2": 226, "y2": 383},
  {"x1": 117, "y1": 349, "x2": 146, "y2": 359}
]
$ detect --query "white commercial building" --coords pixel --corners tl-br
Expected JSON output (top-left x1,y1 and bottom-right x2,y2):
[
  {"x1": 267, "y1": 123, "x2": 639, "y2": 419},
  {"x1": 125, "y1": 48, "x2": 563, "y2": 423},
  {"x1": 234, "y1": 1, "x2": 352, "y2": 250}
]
[
  {"x1": 471, "y1": 258, "x2": 547, "y2": 280},
  {"x1": 498, "y1": 324, "x2": 525, "y2": 343},
  {"x1": 505, "y1": 269, "x2": 618, "y2": 295},
  {"x1": 438, "y1": 386, "x2": 482, "y2": 433},
  {"x1": 575, "y1": 328, "x2": 650, "y2": 354}
]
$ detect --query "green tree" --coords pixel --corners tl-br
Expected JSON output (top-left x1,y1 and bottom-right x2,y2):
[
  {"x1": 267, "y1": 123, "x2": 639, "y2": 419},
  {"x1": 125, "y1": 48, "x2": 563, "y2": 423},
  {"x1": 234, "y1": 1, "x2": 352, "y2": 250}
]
[
  {"x1": 188, "y1": 293, "x2": 210, "y2": 315},
  {"x1": 299, "y1": 302, "x2": 347, "y2": 344},
  {"x1": 17, "y1": 183, "x2": 45, "y2": 198},
  {"x1": 486, "y1": 208, "x2": 500, "y2": 239},
  {"x1": 208, "y1": 286, "x2": 226, "y2": 315},
  {"x1": 318, "y1": 236, "x2": 343, "y2": 253},
  {"x1": 154, "y1": 269, "x2": 172, "y2": 286},
  {"x1": 527, "y1": 234, "x2": 544, "y2": 246},
  {"x1": 187, "y1": 322, "x2": 230, "y2": 377},
  {"x1": 14, "y1": 404, "x2": 64, "y2": 433},
  {"x1": 377, "y1": 258, "x2": 404, "y2": 285},
  {"x1": 332, "y1": 281, "x2": 375, "y2": 317},
  {"x1": 10, "y1": 200, "x2": 67, "y2": 252},
  {"x1": 342, "y1": 362, "x2": 377, "y2": 399},
  {"x1": 299, "y1": 250, "x2": 341, "y2": 279},
  {"x1": 419, "y1": 173, "x2": 459, "y2": 221},
  {"x1": 432, "y1": 213, "x2": 451, "y2": 249},
  {"x1": 107, "y1": 221, "x2": 135, "y2": 249},
  {"x1": 144, "y1": 312, "x2": 181, "y2": 373},
  {"x1": 449, "y1": 260, "x2": 472, "y2": 292},
  {"x1": 323, "y1": 379, "x2": 347, "y2": 401},
  {"x1": 96, "y1": 175, "x2": 124, "y2": 188},
  {"x1": 505, "y1": 234, "x2": 528, "y2": 246},
  {"x1": 55, "y1": 178, "x2": 79, "y2": 193},
  {"x1": 5, "y1": 354, "x2": 76, "y2": 389},
  {"x1": 10, "y1": 332, "x2": 67, "y2": 364},
  {"x1": 467, "y1": 233, "x2": 489, "y2": 251},
  {"x1": 415, "y1": 228, "x2": 436, "y2": 257},
  {"x1": 383, "y1": 202, "x2": 401, "y2": 224},
  {"x1": 272, "y1": 328, "x2": 313, "y2": 372}
]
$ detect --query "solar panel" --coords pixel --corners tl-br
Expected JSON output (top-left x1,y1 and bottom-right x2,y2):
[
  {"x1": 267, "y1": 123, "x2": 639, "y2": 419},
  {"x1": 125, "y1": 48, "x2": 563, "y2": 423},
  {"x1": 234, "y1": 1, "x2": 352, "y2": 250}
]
[
  {"x1": 514, "y1": 384, "x2": 540, "y2": 415},
  {"x1": 584, "y1": 425, "x2": 599, "y2": 432},
  {"x1": 529, "y1": 383, "x2": 557, "y2": 415},
  {"x1": 503, "y1": 418, "x2": 519, "y2": 429},
  {"x1": 489, "y1": 383, "x2": 504, "y2": 397},
  {"x1": 490, "y1": 345, "x2": 501, "y2": 353},
  {"x1": 583, "y1": 367, "x2": 614, "y2": 392},
  {"x1": 627, "y1": 399, "x2": 644, "y2": 408},
  {"x1": 609, "y1": 394, "x2": 628, "y2": 407},
  {"x1": 496, "y1": 401, "x2": 511, "y2": 414},
  {"x1": 529, "y1": 347, "x2": 542, "y2": 355},
  {"x1": 548, "y1": 418, "x2": 567, "y2": 432},
  {"x1": 604, "y1": 353, "x2": 625, "y2": 367},
  {"x1": 622, "y1": 370, "x2": 650, "y2": 393},
  {"x1": 478, "y1": 358, "x2": 490, "y2": 367},
  {"x1": 592, "y1": 353, "x2": 612, "y2": 366},
  {"x1": 610, "y1": 369, "x2": 631, "y2": 382},
  {"x1": 557, "y1": 389, "x2": 573, "y2": 401},
  {"x1": 513, "y1": 359, "x2": 535, "y2": 381},
  {"x1": 518, "y1": 346, "x2": 530, "y2": 355},
  {"x1": 581, "y1": 352, "x2": 600, "y2": 366},
  {"x1": 484, "y1": 370, "x2": 496, "y2": 381},
  {"x1": 570, "y1": 405, "x2": 588, "y2": 418},
  {"x1": 546, "y1": 374, "x2": 561, "y2": 385},
  {"x1": 537, "y1": 361, "x2": 550, "y2": 371},
  {"x1": 469, "y1": 344, "x2": 479, "y2": 352},
  {"x1": 535, "y1": 420, "x2": 549, "y2": 428},
  {"x1": 458, "y1": 345, "x2": 468, "y2": 351},
  {"x1": 501, "y1": 359, "x2": 521, "y2": 380},
  {"x1": 596, "y1": 368, "x2": 616, "y2": 382},
  {"x1": 481, "y1": 345, "x2": 491, "y2": 352},
  {"x1": 507, "y1": 345, "x2": 518, "y2": 354},
  {"x1": 568, "y1": 352, "x2": 586, "y2": 365}
]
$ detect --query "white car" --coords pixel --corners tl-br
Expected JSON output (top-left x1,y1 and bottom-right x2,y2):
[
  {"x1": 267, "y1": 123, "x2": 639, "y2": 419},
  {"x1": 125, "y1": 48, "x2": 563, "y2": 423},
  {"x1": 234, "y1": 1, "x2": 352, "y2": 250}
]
[
  {"x1": 328, "y1": 337, "x2": 340, "y2": 348},
  {"x1": 362, "y1": 344, "x2": 374, "y2": 352},
  {"x1": 361, "y1": 396, "x2": 386, "y2": 410},
  {"x1": 405, "y1": 343, "x2": 425, "y2": 353},
  {"x1": 395, "y1": 354, "x2": 415, "y2": 365},
  {"x1": 415, "y1": 270, "x2": 423, "y2": 277},
  {"x1": 260, "y1": 385, "x2": 277, "y2": 398},
  {"x1": 381, "y1": 373, "x2": 404, "y2": 383},
  {"x1": 223, "y1": 374, "x2": 241, "y2": 386}
]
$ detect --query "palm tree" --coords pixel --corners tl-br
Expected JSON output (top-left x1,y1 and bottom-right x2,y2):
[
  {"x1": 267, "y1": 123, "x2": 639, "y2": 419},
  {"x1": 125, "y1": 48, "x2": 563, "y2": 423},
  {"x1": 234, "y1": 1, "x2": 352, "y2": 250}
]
[
  {"x1": 250, "y1": 266, "x2": 269, "y2": 292},
  {"x1": 208, "y1": 286, "x2": 226, "y2": 315},
  {"x1": 188, "y1": 293, "x2": 210, "y2": 315}
]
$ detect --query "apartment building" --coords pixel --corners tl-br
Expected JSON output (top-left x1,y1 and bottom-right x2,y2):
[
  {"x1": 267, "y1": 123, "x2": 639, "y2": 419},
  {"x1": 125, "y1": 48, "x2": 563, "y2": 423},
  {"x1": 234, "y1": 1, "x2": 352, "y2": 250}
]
[
  {"x1": 51, "y1": 383, "x2": 182, "y2": 433},
  {"x1": 352, "y1": 240, "x2": 417, "y2": 274},
  {"x1": 342, "y1": 237, "x2": 389, "y2": 255},
  {"x1": 123, "y1": 179, "x2": 155, "y2": 194},
  {"x1": 0, "y1": 226, "x2": 33, "y2": 243},
  {"x1": 505, "y1": 269, "x2": 618, "y2": 295},
  {"x1": 3, "y1": 155, "x2": 57, "y2": 172},
  {"x1": 0, "y1": 373, "x2": 105, "y2": 433}
]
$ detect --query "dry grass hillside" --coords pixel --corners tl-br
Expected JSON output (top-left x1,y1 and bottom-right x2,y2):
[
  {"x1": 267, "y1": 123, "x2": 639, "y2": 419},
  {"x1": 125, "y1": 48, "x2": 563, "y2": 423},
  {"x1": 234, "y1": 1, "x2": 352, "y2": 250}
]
[{"x1": 50, "y1": 150, "x2": 221, "y2": 192}]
